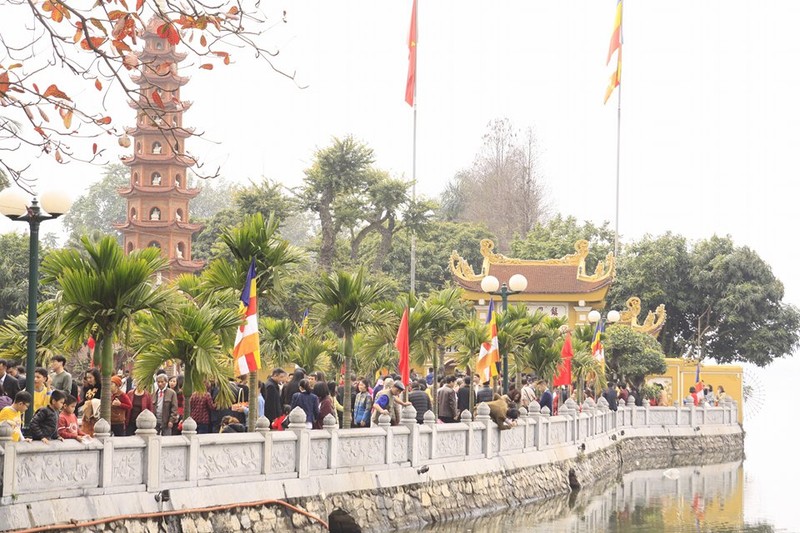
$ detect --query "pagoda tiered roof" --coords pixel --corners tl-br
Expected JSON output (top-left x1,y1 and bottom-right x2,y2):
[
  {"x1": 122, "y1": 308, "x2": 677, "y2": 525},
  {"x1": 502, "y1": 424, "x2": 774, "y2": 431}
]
[
  {"x1": 450, "y1": 239, "x2": 615, "y2": 298},
  {"x1": 125, "y1": 124, "x2": 194, "y2": 138},
  {"x1": 121, "y1": 152, "x2": 196, "y2": 168},
  {"x1": 170, "y1": 258, "x2": 206, "y2": 271},
  {"x1": 117, "y1": 184, "x2": 200, "y2": 198},
  {"x1": 128, "y1": 99, "x2": 193, "y2": 112},
  {"x1": 132, "y1": 70, "x2": 190, "y2": 88},
  {"x1": 113, "y1": 219, "x2": 204, "y2": 232}
]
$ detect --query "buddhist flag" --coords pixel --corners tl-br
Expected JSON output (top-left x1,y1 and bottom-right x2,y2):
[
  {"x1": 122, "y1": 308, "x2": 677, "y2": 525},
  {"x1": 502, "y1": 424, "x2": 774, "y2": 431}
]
[
  {"x1": 396, "y1": 307, "x2": 410, "y2": 386},
  {"x1": 477, "y1": 299, "x2": 500, "y2": 384},
  {"x1": 553, "y1": 332, "x2": 574, "y2": 387},
  {"x1": 591, "y1": 320, "x2": 605, "y2": 365},
  {"x1": 604, "y1": 0, "x2": 623, "y2": 104},
  {"x1": 232, "y1": 258, "x2": 261, "y2": 376},
  {"x1": 405, "y1": 0, "x2": 417, "y2": 106},
  {"x1": 299, "y1": 308, "x2": 309, "y2": 336}
]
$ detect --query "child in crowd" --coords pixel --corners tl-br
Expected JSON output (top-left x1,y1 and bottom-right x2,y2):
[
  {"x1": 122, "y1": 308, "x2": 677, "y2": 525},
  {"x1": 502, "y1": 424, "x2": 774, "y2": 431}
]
[
  {"x1": 271, "y1": 405, "x2": 291, "y2": 431},
  {"x1": 29, "y1": 389, "x2": 66, "y2": 443},
  {"x1": 58, "y1": 394, "x2": 89, "y2": 443},
  {"x1": 33, "y1": 367, "x2": 50, "y2": 412},
  {"x1": 0, "y1": 391, "x2": 32, "y2": 442}
]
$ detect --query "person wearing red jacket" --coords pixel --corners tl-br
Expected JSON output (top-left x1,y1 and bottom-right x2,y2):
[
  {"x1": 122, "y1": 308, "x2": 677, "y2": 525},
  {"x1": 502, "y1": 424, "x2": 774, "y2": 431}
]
[
  {"x1": 126, "y1": 383, "x2": 154, "y2": 436},
  {"x1": 109, "y1": 375, "x2": 132, "y2": 436}
]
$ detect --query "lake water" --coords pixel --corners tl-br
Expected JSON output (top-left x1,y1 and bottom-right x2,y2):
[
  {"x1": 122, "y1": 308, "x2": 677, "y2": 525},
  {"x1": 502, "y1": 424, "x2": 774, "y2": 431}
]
[{"x1": 424, "y1": 357, "x2": 800, "y2": 533}]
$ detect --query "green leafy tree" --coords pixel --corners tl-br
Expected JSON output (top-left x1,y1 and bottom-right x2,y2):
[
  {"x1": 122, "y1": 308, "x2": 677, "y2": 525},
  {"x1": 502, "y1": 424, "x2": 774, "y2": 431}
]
[
  {"x1": 299, "y1": 136, "x2": 375, "y2": 271},
  {"x1": 41, "y1": 236, "x2": 171, "y2": 422},
  {"x1": 519, "y1": 312, "x2": 568, "y2": 384},
  {"x1": 304, "y1": 268, "x2": 390, "y2": 428},
  {"x1": 61, "y1": 164, "x2": 128, "y2": 243},
  {"x1": 603, "y1": 325, "x2": 666, "y2": 388},
  {"x1": 0, "y1": 232, "x2": 55, "y2": 322},
  {"x1": 260, "y1": 317, "x2": 296, "y2": 369},
  {"x1": 510, "y1": 214, "x2": 615, "y2": 273}
]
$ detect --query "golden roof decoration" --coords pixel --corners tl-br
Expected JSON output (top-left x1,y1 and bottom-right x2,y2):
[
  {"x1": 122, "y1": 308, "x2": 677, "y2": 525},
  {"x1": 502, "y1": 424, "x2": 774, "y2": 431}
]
[
  {"x1": 448, "y1": 239, "x2": 616, "y2": 292},
  {"x1": 618, "y1": 297, "x2": 667, "y2": 338}
]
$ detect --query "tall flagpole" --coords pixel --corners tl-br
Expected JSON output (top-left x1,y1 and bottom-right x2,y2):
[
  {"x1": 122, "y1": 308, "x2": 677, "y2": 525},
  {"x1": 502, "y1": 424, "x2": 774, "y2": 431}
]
[
  {"x1": 408, "y1": 0, "x2": 418, "y2": 296},
  {"x1": 613, "y1": 1, "x2": 623, "y2": 258}
]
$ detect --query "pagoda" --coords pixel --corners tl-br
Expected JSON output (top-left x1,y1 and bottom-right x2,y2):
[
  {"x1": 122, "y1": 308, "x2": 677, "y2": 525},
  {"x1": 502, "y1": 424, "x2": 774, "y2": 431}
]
[
  {"x1": 114, "y1": 17, "x2": 204, "y2": 277},
  {"x1": 449, "y1": 239, "x2": 616, "y2": 326}
]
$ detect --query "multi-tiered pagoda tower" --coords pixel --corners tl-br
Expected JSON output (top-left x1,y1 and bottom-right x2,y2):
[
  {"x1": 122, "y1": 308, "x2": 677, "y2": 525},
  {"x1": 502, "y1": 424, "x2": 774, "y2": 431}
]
[{"x1": 115, "y1": 18, "x2": 204, "y2": 277}]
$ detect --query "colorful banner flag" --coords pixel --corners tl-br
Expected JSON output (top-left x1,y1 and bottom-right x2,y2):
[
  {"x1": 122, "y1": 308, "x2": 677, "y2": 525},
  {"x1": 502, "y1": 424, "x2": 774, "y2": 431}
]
[
  {"x1": 604, "y1": 0, "x2": 623, "y2": 104},
  {"x1": 299, "y1": 308, "x2": 309, "y2": 336},
  {"x1": 591, "y1": 320, "x2": 605, "y2": 365},
  {"x1": 405, "y1": 0, "x2": 417, "y2": 106},
  {"x1": 476, "y1": 299, "x2": 500, "y2": 384},
  {"x1": 396, "y1": 307, "x2": 410, "y2": 386},
  {"x1": 232, "y1": 258, "x2": 261, "y2": 376},
  {"x1": 553, "y1": 332, "x2": 574, "y2": 387}
]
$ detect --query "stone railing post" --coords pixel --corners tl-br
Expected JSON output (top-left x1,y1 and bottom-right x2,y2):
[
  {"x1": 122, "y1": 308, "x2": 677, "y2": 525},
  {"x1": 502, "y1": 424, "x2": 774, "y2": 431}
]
[
  {"x1": 401, "y1": 405, "x2": 419, "y2": 466},
  {"x1": 135, "y1": 410, "x2": 160, "y2": 492},
  {"x1": 254, "y1": 416, "x2": 271, "y2": 475},
  {"x1": 0, "y1": 422, "x2": 15, "y2": 499},
  {"x1": 475, "y1": 403, "x2": 492, "y2": 458},
  {"x1": 527, "y1": 400, "x2": 541, "y2": 450},
  {"x1": 460, "y1": 409, "x2": 474, "y2": 456},
  {"x1": 321, "y1": 414, "x2": 338, "y2": 470},
  {"x1": 288, "y1": 406, "x2": 310, "y2": 478},
  {"x1": 517, "y1": 407, "x2": 529, "y2": 447},
  {"x1": 540, "y1": 405, "x2": 550, "y2": 447},
  {"x1": 689, "y1": 403, "x2": 697, "y2": 429},
  {"x1": 643, "y1": 400, "x2": 651, "y2": 426},
  {"x1": 626, "y1": 396, "x2": 636, "y2": 426},
  {"x1": 181, "y1": 417, "x2": 200, "y2": 482},
  {"x1": 563, "y1": 398, "x2": 578, "y2": 442}
]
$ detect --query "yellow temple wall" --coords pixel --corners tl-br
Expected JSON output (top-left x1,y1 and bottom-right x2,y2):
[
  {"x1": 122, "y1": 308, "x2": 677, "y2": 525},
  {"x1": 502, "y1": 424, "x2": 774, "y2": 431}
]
[{"x1": 646, "y1": 358, "x2": 743, "y2": 423}]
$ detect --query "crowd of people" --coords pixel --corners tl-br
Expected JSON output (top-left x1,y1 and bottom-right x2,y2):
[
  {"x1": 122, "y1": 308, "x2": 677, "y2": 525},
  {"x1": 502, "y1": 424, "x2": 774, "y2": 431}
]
[{"x1": 0, "y1": 356, "x2": 731, "y2": 442}]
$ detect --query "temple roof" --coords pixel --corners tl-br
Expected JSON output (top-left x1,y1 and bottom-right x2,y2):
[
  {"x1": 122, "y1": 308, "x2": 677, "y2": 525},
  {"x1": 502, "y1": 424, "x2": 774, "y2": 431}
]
[
  {"x1": 121, "y1": 152, "x2": 196, "y2": 168},
  {"x1": 113, "y1": 219, "x2": 204, "y2": 232},
  {"x1": 170, "y1": 258, "x2": 206, "y2": 270},
  {"x1": 125, "y1": 124, "x2": 194, "y2": 138},
  {"x1": 132, "y1": 70, "x2": 190, "y2": 88},
  {"x1": 450, "y1": 239, "x2": 615, "y2": 296},
  {"x1": 118, "y1": 184, "x2": 200, "y2": 198}
]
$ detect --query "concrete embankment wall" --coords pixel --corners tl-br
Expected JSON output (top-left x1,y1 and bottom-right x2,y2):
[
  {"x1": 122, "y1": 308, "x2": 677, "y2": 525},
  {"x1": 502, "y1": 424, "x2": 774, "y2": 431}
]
[{"x1": 0, "y1": 399, "x2": 742, "y2": 532}]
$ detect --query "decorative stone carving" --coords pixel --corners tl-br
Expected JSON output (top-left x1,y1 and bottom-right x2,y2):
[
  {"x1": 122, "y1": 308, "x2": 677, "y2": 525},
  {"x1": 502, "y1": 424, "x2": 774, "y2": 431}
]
[
  {"x1": 198, "y1": 443, "x2": 260, "y2": 479},
  {"x1": 0, "y1": 421, "x2": 13, "y2": 441},
  {"x1": 270, "y1": 441, "x2": 296, "y2": 473},
  {"x1": 563, "y1": 398, "x2": 578, "y2": 411},
  {"x1": 471, "y1": 430, "x2": 483, "y2": 455},
  {"x1": 338, "y1": 436, "x2": 384, "y2": 467},
  {"x1": 500, "y1": 427, "x2": 524, "y2": 450},
  {"x1": 378, "y1": 413, "x2": 391, "y2": 427},
  {"x1": 16, "y1": 452, "x2": 99, "y2": 492},
  {"x1": 476, "y1": 403, "x2": 491, "y2": 421},
  {"x1": 181, "y1": 416, "x2": 197, "y2": 435},
  {"x1": 549, "y1": 421, "x2": 567, "y2": 444},
  {"x1": 323, "y1": 414, "x2": 338, "y2": 429},
  {"x1": 419, "y1": 433, "x2": 431, "y2": 460},
  {"x1": 423, "y1": 410, "x2": 436, "y2": 425},
  {"x1": 136, "y1": 409, "x2": 157, "y2": 436},
  {"x1": 162, "y1": 447, "x2": 187, "y2": 482},
  {"x1": 288, "y1": 406, "x2": 308, "y2": 429},
  {"x1": 401, "y1": 404, "x2": 417, "y2": 423},
  {"x1": 460, "y1": 409, "x2": 473, "y2": 422},
  {"x1": 392, "y1": 435, "x2": 409, "y2": 463},
  {"x1": 596, "y1": 396, "x2": 609, "y2": 410},
  {"x1": 518, "y1": 407, "x2": 528, "y2": 418},
  {"x1": 540, "y1": 406, "x2": 551, "y2": 416},
  {"x1": 112, "y1": 449, "x2": 143, "y2": 485},
  {"x1": 627, "y1": 396, "x2": 636, "y2": 406},
  {"x1": 94, "y1": 418, "x2": 111, "y2": 439},
  {"x1": 648, "y1": 410, "x2": 674, "y2": 426},
  {"x1": 528, "y1": 400, "x2": 541, "y2": 415},
  {"x1": 436, "y1": 431, "x2": 466, "y2": 457},
  {"x1": 255, "y1": 416, "x2": 270, "y2": 433},
  {"x1": 310, "y1": 439, "x2": 329, "y2": 471},
  {"x1": 585, "y1": 397, "x2": 596, "y2": 408}
]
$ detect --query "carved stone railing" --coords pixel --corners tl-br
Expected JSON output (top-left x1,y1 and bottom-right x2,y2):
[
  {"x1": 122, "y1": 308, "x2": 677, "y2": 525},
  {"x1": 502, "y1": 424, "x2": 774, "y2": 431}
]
[{"x1": 0, "y1": 397, "x2": 739, "y2": 505}]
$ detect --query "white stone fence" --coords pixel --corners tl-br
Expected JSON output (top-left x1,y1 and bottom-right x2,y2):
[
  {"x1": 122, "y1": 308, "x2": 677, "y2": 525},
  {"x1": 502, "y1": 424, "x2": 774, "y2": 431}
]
[{"x1": 0, "y1": 396, "x2": 738, "y2": 505}]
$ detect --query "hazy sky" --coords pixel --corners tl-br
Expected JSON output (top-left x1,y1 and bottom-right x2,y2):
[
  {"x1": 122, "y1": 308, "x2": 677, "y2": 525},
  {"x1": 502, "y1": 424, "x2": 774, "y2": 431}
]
[{"x1": 2, "y1": 2, "x2": 799, "y2": 527}]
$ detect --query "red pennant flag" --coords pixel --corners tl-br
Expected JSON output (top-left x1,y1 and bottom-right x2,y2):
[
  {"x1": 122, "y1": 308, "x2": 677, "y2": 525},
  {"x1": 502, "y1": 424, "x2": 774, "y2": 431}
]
[
  {"x1": 553, "y1": 332, "x2": 574, "y2": 387},
  {"x1": 396, "y1": 307, "x2": 410, "y2": 386},
  {"x1": 405, "y1": 0, "x2": 417, "y2": 106}
]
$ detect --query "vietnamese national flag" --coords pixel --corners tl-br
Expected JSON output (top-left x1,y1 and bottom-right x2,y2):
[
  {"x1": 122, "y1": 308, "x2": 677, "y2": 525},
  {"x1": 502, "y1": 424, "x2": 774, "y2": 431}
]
[
  {"x1": 396, "y1": 307, "x2": 410, "y2": 386},
  {"x1": 405, "y1": 0, "x2": 417, "y2": 106},
  {"x1": 553, "y1": 332, "x2": 574, "y2": 387}
]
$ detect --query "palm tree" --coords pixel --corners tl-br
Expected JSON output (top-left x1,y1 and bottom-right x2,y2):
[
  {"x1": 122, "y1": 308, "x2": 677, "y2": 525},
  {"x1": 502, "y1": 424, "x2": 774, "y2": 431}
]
[
  {"x1": 131, "y1": 293, "x2": 242, "y2": 418},
  {"x1": 290, "y1": 334, "x2": 334, "y2": 375},
  {"x1": 41, "y1": 236, "x2": 170, "y2": 422},
  {"x1": 202, "y1": 213, "x2": 304, "y2": 431},
  {"x1": 496, "y1": 304, "x2": 534, "y2": 391},
  {"x1": 520, "y1": 312, "x2": 568, "y2": 386},
  {"x1": 304, "y1": 268, "x2": 389, "y2": 428},
  {"x1": 0, "y1": 301, "x2": 75, "y2": 363},
  {"x1": 260, "y1": 317, "x2": 295, "y2": 369}
]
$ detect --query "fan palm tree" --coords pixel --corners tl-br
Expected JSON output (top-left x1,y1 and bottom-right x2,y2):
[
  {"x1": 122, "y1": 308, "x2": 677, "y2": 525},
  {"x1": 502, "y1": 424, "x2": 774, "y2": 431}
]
[
  {"x1": 132, "y1": 294, "x2": 242, "y2": 418},
  {"x1": 202, "y1": 213, "x2": 305, "y2": 431},
  {"x1": 304, "y1": 268, "x2": 389, "y2": 428},
  {"x1": 41, "y1": 236, "x2": 170, "y2": 422}
]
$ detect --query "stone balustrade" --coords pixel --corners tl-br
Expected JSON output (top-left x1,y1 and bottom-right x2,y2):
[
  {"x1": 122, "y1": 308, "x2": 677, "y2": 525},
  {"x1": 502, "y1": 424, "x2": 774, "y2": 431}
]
[{"x1": 0, "y1": 398, "x2": 739, "y2": 507}]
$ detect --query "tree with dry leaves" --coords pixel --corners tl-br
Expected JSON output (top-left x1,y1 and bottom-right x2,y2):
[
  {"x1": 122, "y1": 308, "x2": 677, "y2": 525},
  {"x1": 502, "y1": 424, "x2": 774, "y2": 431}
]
[{"x1": 0, "y1": 0, "x2": 294, "y2": 191}]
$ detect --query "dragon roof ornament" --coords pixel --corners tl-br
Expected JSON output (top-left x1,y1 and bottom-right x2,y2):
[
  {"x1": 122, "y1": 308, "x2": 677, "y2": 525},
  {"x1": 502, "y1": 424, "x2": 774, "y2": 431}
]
[{"x1": 618, "y1": 297, "x2": 667, "y2": 338}]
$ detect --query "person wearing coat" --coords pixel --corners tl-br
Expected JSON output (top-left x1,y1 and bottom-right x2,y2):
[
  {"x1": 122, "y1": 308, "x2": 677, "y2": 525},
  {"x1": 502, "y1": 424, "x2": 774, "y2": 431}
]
[
  {"x1": 154, "y1": 374, "x2": 179, "y2": 435},
  {"x1": 262, "y1": 368, "x2": 286, "y2": 425}
]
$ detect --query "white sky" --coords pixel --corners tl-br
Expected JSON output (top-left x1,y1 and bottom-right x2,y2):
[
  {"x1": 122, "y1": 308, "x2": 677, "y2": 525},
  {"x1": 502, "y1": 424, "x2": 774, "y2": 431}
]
[{"x1": 2, "y1": 1, "x2": 799, "y2": 527}]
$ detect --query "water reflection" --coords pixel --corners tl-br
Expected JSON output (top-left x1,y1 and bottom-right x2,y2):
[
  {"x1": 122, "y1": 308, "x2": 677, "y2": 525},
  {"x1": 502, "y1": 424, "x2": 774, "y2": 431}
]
[{"x1": 425, "y1": 461, "x2": 778, "y2": 532}]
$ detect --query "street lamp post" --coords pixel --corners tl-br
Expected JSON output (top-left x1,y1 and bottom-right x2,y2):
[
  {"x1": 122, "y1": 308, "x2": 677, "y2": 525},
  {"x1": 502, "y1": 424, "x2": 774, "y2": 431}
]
[
  {"x1": 480, "y1": 273, "x2": 528, "y2": 395},
  {"x1": 0, "y1": 189, "x2": 73, "y2": 424}
]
